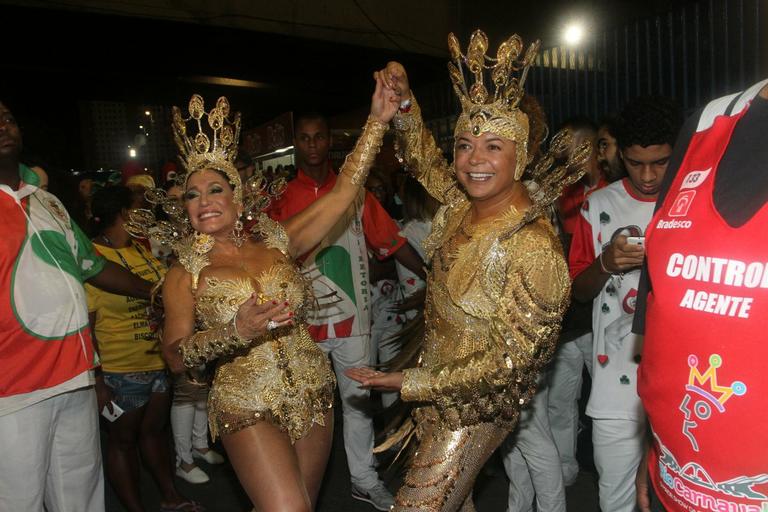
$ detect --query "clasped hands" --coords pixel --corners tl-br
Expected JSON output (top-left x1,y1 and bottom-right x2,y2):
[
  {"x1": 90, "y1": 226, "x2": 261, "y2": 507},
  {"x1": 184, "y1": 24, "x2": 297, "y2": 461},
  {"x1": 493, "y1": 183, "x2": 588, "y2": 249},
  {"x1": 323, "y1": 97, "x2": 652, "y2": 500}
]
[{"x1": 370, "y1": 61, "x2": 411, "y2": 125}]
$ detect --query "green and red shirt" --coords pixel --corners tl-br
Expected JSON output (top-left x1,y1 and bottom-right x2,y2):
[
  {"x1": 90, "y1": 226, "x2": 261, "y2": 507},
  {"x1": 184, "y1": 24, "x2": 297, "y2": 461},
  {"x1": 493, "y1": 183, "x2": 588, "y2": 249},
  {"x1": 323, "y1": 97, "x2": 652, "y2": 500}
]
[
  {"x1": 0, "y1": 165, "x2": 105, "y2": 413},
  {"x1": 268, "y1": 168, "x2": 405, "y2": 341}
]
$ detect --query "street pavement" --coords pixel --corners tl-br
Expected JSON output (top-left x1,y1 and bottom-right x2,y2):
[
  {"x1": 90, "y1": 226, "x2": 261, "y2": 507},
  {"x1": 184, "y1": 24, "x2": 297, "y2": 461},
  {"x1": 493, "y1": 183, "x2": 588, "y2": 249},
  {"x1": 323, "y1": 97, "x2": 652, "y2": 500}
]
[{"x1": 105, "y1": 396, "x2": 600, "y2": 511}]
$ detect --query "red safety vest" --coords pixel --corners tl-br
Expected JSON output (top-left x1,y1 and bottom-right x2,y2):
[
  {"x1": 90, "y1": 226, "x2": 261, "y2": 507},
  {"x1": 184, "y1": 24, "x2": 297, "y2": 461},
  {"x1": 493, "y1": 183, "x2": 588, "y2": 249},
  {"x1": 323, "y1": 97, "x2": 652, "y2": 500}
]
[{"x1": 640, "y1": 80, "x2": 768, "y2": 512}]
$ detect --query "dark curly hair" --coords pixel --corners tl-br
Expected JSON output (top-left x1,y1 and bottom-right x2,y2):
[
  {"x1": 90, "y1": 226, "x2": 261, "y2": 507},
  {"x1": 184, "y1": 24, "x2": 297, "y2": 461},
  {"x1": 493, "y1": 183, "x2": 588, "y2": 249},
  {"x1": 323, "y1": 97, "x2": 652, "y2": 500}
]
[
  {"x1": 90, "y1": 185, "x2": 134, "y2": 236},
  {"x1": 615, "y1": 96, "x2": 683, "y2": 150},
  {"x1": 598, "y1": 115, "x2": 620, "y2": 137}
]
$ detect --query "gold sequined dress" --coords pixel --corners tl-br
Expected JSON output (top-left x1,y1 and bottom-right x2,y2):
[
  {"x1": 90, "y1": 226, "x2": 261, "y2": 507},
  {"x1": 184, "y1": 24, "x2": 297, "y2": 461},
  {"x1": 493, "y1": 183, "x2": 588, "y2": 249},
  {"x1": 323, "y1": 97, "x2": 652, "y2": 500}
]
[
  {"x1": 185, "y1": 216, "x2": 336, "y2": 442},
  {"x1": 390, "y1": 98, "x2": 571, "y2": 511}
]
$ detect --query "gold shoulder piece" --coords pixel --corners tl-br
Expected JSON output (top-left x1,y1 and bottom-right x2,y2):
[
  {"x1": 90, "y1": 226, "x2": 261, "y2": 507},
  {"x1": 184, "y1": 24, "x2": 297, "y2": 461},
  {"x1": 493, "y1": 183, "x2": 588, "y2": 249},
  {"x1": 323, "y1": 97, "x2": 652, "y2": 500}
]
[
  {"x1": 252, "y1": 213, "x2": 290, "y2": 257},
  {"x1": 176, "y1": 232, "x2": 213, "y2": 291}
]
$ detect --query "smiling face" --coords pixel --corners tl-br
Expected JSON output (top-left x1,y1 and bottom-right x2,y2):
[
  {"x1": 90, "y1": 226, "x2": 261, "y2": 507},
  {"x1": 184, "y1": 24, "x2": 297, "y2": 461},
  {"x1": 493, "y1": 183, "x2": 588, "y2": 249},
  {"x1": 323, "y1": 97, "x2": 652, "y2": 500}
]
[
  {"x1": 454, "y1": 131, "x2": 519, "y2": 204},
  {"x1": 184, "y1": 169, "x2": 240, "y2": 237}
]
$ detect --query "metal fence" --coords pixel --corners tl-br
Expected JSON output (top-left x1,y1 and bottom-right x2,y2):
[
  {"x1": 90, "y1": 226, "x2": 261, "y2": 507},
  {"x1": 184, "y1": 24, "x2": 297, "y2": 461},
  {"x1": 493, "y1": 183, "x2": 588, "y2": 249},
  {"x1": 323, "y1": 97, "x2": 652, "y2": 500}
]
[
  {"x1": 531, "y1": 0, "x2": 763, "y2": 127},
  {"x1": 418, "y1": 0, "x2": 764, "y2": 145}
]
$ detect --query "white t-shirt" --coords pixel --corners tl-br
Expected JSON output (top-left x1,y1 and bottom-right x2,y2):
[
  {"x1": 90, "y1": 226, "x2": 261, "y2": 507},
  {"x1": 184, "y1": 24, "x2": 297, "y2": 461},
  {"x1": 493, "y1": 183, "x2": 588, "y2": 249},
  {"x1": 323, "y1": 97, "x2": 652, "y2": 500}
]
[
  {"x1": 570, "y1": 179, "x2": 656, "y2": 420},
  {"x1": 396, "y1": 219, "x2": 431, "y2": 320}
]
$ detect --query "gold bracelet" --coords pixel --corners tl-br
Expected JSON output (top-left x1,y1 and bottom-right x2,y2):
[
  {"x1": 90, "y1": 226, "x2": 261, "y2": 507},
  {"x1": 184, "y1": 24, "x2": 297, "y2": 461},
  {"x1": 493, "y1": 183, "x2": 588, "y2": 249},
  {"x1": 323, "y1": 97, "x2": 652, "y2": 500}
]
[
  {"x1": 180, "y1": 318, "x2": 251, "y2": 368},
  {"x1": 339, "y1": 116, "x2": 388, "y2": 186}
]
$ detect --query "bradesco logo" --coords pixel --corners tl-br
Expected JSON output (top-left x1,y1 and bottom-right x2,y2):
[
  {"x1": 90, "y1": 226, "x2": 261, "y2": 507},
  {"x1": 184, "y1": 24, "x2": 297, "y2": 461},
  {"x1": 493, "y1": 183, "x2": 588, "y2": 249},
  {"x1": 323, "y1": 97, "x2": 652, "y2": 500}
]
[
  {"x1": 669, "y1": 190, "x2": 696, "y2": 218},
  {"x1": 656, "y1": 218, "x2": 693, "y2": 230}
]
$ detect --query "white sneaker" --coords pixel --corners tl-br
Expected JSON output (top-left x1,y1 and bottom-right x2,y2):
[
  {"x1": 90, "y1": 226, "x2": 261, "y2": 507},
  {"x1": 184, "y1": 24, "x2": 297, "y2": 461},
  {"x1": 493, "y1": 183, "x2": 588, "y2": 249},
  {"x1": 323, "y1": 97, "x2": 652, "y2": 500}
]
[
  {"x1": 351, "y1": 482, "x2": 395, "y2": 511},
  {"x1": 192, "y1": 448, "x2": 225, "y2": 465},
  {"x1": 175, "y1": 465, "x2": 210, "y2": 484}
]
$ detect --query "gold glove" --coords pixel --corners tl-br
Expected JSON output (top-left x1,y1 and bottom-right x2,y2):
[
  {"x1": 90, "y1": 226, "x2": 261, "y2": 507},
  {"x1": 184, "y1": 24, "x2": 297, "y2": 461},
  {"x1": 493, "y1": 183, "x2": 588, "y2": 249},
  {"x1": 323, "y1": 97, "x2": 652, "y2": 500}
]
[{"x1": 179, "y1": 318, "x2": 257, "y2": 367}]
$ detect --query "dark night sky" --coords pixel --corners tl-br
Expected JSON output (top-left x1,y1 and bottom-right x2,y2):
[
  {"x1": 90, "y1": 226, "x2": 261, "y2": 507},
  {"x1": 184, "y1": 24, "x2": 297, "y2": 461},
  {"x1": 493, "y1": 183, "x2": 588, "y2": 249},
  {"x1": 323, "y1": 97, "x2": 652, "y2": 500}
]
[
  {"x1": 2, "y1": 4, "x2": 448, "y2": 168},
  {"x1": 0, "y1": 0, "x2": 723, "y2": 169}
]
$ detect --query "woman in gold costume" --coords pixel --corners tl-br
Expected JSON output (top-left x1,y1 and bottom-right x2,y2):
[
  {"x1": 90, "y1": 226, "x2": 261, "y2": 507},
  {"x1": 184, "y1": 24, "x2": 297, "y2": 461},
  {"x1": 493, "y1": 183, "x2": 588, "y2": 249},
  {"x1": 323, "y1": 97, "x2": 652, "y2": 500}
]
[
  {"x1": 130, "y1": 84, "x2": 396, "y2": 510},
  {"x1": 347, "y1": 31, "x2": 588, "y2": 511}
]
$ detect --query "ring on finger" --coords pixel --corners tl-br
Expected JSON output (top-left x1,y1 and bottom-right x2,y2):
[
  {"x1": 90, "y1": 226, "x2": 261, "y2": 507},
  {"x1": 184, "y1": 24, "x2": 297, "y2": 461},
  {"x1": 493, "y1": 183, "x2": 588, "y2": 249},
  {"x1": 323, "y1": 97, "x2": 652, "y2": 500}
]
[{"x1": 266, "y1": 319, "x2": 279, "y2": 331}]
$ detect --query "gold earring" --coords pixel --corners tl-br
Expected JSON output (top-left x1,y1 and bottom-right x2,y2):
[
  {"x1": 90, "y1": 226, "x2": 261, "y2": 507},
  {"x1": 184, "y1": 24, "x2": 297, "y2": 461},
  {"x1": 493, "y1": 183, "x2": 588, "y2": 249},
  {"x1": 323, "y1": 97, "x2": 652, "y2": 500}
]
[{"x1": 229, "y1": 219, "x2": 246, "y2": 248}]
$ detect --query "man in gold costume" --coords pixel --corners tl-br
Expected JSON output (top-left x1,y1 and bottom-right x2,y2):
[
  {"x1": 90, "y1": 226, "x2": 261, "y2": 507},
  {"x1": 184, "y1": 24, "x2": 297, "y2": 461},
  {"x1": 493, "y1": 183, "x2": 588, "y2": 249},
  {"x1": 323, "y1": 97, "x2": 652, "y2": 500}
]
[{"x1": 347, "y1": 30, "x2": 589, "y2": 511}]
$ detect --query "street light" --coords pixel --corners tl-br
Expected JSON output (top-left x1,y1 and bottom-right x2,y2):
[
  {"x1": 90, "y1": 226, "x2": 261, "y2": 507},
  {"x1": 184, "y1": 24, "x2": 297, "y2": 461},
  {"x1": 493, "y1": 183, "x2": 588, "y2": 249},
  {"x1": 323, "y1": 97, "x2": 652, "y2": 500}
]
[
  {"x1": 563, "y1": 23, "x2": 584, "y2": 45},
  {"x1": 129, "y1": 148, "x2": 137, "y2": 158},
  {"x1": 144, "y1": 110, "x2": 151, "y2": 116}
]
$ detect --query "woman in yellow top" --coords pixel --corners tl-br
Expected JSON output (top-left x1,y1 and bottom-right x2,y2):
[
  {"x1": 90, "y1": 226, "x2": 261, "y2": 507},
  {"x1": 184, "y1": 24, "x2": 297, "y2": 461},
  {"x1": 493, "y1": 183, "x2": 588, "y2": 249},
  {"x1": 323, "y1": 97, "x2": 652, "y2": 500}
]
[
  {"x1": 347, "y1": 31, "x2": 588, "y2": 511},
  {"x1": 140, "y1": 86, "x2": 396, "y2": 510},
  {"x1": 87, "y1": 185, "x2": 200, "y2": 512}
]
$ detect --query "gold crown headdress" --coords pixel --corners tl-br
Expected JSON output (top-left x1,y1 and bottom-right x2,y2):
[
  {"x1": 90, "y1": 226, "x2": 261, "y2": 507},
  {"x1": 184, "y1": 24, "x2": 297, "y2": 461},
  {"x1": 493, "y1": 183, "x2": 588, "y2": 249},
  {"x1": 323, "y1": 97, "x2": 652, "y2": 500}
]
[
  {"x1": 448, "y1": 30, "x2": 540, "y2": 179},
  {"x1": 173, "y1": 94, "x2": 243, "y2": 204},
  {"x1": 126, "y1": 94, "x2": 287, "y2": 254}
]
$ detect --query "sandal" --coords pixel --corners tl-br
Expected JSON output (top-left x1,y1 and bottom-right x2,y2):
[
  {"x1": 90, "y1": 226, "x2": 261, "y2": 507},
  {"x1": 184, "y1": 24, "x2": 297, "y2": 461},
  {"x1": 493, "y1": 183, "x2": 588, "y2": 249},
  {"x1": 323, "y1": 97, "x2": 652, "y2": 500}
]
[{"x1": 160, "y1": 500, "x2": 206, "y2": 512}]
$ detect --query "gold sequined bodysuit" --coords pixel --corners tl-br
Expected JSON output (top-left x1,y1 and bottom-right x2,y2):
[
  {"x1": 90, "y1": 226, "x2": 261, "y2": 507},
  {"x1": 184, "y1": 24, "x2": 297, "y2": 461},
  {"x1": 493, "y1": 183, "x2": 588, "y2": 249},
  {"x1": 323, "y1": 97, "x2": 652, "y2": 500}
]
[
  {"x1": 186, "y1": 218, "x2": 335, "y2": 442},
  {"x1": 390, "y1": 98, "x2": 571, "y2": 511}
]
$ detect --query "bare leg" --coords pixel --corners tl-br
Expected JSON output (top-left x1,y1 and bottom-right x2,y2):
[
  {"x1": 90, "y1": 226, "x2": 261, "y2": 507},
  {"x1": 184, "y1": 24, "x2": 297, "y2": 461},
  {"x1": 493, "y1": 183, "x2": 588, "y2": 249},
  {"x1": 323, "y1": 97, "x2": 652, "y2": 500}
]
[
  {"x1": 105, "y1": 406, "x2": 145, "y2": 512},
  {"x1": 139, "y1": 391, "x2": 187, "y2": 508},
  {"x1": 222, "y1": 422, "x2": 312, "y2": 512},
  {"x1": 294, "y1": 410, "x2": 334, "y2": 509}
]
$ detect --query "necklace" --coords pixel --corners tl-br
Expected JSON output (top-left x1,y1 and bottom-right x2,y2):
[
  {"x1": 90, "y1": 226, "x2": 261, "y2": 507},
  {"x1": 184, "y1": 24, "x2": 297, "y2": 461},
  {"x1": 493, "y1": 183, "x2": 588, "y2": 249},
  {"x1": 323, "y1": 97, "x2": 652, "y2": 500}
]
[{"x1": 100, "y1": 236, "x2": 163, "y2": 281}]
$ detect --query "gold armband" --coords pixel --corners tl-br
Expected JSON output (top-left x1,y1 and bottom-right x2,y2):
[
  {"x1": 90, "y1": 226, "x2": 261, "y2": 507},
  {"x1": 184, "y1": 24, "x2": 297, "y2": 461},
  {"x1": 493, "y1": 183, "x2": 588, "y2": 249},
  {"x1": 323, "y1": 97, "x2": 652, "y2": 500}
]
[
  {"x1": 339, "y1": 116, "x2": 388, "y2": 186},
  {"x1": 179, "y1": 318, "x2": 252, "y2": 368}
]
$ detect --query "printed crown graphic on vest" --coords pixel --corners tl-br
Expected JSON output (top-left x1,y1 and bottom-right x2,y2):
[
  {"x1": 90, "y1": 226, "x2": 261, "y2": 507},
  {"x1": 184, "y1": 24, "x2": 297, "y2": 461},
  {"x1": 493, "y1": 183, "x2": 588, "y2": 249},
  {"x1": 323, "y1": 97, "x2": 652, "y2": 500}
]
[{"x1": 686, "y1": 354, "x2": 747, "y2": 410}]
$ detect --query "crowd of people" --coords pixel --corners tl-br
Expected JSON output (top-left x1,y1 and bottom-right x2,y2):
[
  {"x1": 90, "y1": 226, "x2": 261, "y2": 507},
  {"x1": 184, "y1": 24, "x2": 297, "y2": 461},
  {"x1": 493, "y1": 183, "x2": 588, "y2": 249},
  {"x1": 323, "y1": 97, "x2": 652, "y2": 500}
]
[{"x1": 1, "y1": 26, "x2": 765, "y2": 512}]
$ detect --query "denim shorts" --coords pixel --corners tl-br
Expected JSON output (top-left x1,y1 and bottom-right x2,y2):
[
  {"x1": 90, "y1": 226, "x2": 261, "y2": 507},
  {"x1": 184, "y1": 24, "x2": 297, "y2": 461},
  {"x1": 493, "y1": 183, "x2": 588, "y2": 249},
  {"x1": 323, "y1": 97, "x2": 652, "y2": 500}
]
[{"x1": 103, "y1": 370, "x2": 169, "y2": 412}]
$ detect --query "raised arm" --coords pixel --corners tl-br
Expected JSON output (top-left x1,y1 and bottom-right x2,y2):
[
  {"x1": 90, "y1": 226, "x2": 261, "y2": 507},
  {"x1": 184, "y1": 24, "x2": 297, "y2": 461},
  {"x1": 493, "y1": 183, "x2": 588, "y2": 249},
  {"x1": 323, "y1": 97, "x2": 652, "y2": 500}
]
[
  {"x1": 282, "y1": 74, "x2": 394, "y2": 258},
  {"x1": 376, "y1": 62, "x2": 456, "y2": 203}
]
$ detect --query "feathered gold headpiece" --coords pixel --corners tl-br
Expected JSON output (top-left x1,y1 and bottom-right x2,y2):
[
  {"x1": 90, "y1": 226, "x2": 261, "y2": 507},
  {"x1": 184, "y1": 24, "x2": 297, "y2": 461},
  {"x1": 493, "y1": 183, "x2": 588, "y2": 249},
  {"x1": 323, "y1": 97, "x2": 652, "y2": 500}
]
[
  {"x1": 173, "y1": 94, "x2": 243, "y2": 204},
  {"x1": 125, "y1": 94, "x2": 287, "y2": 255},
  {"x1": 448, "y1": 30, "x2": 540, "y2": 179}
]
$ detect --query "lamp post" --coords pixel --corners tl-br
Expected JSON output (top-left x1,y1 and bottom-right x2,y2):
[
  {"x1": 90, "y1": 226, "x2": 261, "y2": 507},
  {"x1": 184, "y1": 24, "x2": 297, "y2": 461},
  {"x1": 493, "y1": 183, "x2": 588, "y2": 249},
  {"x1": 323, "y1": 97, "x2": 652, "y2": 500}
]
[{"x1": 563, "y1": 23, "x2": 585, "y2": 46}]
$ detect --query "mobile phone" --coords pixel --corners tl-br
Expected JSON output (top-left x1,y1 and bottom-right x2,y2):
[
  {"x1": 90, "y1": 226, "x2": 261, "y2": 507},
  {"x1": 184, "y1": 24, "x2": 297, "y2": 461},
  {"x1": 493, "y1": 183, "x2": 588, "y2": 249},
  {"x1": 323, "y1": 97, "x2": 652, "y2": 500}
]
[
  {"x1": 626, "y1": 236, "x2": 645, "y2": 247},
  {"x1": 101, "y1": 401, "x2": 125, "y2": 422}
]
